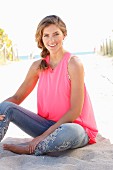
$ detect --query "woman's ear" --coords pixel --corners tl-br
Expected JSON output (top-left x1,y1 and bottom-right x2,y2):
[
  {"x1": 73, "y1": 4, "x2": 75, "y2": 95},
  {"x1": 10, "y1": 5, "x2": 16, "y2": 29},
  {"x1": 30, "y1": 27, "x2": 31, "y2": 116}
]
[
  {"x1": 63, "y1": 36, "x2": 65, "y2": 40},
  {"x1": 63, "y1": 35, "x2": 66, "y2": 41},
  {"x1": 63, "y1": 33, "x2": 67, "y2": 40}
]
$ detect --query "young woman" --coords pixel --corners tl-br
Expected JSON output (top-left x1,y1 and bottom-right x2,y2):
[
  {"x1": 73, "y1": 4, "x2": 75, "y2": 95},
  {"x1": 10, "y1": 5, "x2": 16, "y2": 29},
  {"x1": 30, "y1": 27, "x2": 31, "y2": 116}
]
[{"x1": 0, "y1": 15, "x2": 98, "y2": 156}]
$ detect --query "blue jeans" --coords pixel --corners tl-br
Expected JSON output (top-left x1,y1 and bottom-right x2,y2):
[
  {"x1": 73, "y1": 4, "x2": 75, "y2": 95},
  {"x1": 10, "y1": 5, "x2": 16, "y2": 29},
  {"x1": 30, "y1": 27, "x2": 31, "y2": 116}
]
[{"x1": 0, "y1": 101, "x2": 89, "y2": 156}]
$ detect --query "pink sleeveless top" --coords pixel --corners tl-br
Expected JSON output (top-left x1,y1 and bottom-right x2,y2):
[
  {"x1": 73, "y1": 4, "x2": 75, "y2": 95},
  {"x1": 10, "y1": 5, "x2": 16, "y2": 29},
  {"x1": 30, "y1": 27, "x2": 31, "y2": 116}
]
[{"x1": 37, "y1": 52, "x2": 98, "y2": 144}]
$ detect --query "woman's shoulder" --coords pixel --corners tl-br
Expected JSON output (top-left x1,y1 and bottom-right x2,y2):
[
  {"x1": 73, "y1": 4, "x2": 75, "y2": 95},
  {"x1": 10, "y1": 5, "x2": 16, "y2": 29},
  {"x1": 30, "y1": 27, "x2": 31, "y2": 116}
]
[
  {"x1": 68, "y1": 55, "x2": 84, "y2": 78},
  {"x1": 68, "y1": 55, "x2": 84, "y2": 70},
  {"x1": 27, "y1": 59, "x2": 43, "y2": 76},
  {"x1": 30, "y1": 58, "x2": 42, "y2": 70}
]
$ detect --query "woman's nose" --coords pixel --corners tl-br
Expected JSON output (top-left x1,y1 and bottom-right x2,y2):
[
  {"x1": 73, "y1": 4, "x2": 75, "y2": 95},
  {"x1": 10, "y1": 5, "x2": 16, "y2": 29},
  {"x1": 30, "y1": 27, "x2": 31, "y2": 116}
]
[{"x1": 49, "y1": 36, "x2": 55, "y2": 42}]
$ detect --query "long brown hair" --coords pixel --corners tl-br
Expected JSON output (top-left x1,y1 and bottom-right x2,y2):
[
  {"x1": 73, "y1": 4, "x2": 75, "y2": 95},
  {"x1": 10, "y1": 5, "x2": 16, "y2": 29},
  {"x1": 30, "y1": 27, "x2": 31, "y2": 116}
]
[{"x1": 35, "y1": 15, "x2": 67, "y2": 70}]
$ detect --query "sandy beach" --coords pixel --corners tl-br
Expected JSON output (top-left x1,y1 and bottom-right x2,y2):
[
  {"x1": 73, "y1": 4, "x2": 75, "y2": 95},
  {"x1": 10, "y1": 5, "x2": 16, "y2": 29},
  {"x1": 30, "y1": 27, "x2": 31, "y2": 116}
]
[{"x1": 0, "y1": 53, "x2": 113, "y2": 169}]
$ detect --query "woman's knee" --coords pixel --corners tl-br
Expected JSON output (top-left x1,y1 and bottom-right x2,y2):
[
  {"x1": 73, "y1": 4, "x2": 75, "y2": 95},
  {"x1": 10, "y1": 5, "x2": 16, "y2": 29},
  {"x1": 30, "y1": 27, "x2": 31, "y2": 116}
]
[
  {"x1": 60, "y1": 123, "x2": 85, "y2": 137},
  {"x1": 0, "y1": 101, "x2": 15, "y2": 114},
  {"x1": 46, "y1": 123, "x2": 86, "y2": 147},
  {"x1": 60, "y1": 123, "x2": 89, "y2": 147}
]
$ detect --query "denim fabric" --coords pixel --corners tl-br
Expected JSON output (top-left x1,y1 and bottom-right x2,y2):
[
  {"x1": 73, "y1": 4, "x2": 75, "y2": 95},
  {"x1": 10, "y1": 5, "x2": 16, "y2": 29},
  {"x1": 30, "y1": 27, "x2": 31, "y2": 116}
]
[
  {"x1": 0, "y1": 101, "x2": 55, "y2": 140},
  {"x1": 35, "y1": 123, "x2": 89, "y2": 155},
  {"x1": 0, "y1": 101, "x2": 89, "y2": 155}
]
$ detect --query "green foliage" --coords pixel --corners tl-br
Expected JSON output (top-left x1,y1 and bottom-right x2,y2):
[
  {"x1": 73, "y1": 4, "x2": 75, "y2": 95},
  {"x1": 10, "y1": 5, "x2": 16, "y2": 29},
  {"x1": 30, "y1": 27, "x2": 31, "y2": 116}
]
[
  {"x1": 0, "y1": 28, "x2": 4, "y2": 36},
  {"x1": 0, "y1": 28, "x2": 13, "y2": 64}
]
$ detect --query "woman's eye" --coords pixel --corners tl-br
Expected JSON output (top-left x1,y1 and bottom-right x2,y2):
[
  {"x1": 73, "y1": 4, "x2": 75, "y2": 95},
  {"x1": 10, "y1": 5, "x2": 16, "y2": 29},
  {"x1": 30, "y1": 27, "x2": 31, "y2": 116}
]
[
  {"x1": 54, "y1": 33, "x2": 59, "y2": 36},
  {"x1": 43, "y1": 34, "x2": 48, "y2": 37},
  {"x1": 43, "y1": 33, "x2": 59, "y2": 38}
]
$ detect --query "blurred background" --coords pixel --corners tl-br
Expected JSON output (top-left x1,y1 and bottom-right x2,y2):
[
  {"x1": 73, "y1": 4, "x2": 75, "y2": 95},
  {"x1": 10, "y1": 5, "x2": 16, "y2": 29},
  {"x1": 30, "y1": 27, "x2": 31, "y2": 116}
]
[{"x1": 0, "y1": 0, "x2": 113, "y2": 62}]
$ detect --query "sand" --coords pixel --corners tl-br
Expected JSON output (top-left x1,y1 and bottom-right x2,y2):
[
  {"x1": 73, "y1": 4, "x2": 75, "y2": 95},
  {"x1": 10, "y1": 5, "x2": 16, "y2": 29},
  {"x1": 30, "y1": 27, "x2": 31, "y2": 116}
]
[{"x1": 0, "y1": 54, "x2": 113, "y2": 169}]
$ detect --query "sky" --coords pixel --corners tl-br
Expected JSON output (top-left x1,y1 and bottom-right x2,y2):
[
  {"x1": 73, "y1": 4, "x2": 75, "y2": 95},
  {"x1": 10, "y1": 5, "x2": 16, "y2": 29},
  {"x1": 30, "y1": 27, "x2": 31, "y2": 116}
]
[{"x1": 0, "y1": 0, "x2": 113, "y2": 56}]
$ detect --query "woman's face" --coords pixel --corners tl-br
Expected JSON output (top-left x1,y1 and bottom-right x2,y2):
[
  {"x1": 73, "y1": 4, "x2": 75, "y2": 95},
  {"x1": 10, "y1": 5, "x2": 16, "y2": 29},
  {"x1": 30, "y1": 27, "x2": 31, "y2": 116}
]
[{"x1": 42, "y1": 24, "x2": 65, "y2": 54}]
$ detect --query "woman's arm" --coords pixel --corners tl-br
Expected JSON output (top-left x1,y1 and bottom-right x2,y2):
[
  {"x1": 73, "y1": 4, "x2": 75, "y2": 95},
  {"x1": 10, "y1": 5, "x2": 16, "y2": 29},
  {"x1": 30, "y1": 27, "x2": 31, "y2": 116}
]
[
  {"x1": 4, "y1": 60, "x2": 41, "y2": 105},
  {"x1": 29, "y1": 56, "x2": 85, "y2": 153}
]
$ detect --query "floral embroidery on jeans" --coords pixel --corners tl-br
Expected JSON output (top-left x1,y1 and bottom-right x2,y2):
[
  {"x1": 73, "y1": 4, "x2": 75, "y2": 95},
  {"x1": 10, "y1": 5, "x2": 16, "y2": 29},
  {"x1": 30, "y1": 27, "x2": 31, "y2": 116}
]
[
  {"x1": 54, "y1": 141, "x2": 71, "y2": 151},
  {"x1": 0, "y1": 117, "x2": 9, "y2": 142},
  {"x1": 35, "y1": 127, "x2": 62, "y2": 156}
]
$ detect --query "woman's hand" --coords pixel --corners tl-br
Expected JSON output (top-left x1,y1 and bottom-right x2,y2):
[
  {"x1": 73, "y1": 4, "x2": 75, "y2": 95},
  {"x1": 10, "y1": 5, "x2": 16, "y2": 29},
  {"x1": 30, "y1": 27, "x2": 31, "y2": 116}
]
[
  {"x1": 28, "y1": 136, "x2": 44, "y2": 154},
  {"x1": 0, "y1": 115, "x2": 5, "y2": 121}
]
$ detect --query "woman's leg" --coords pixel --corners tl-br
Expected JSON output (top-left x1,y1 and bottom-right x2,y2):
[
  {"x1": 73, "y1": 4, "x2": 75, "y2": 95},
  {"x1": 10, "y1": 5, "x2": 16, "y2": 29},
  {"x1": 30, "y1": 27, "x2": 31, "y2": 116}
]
[
  {"x1": 0, "y1": 101, "x2": 55, "y2": 141},
  {"x1": 35, "y1": 123, "x2": 89, "y2": 156},
  {"x1": 3, "y1": 123, "x2": 89, "y2": 155}
]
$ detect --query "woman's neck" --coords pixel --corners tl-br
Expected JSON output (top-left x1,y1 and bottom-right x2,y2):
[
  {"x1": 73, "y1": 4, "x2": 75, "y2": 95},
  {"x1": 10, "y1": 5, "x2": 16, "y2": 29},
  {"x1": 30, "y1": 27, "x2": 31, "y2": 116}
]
[
  {"x1": 49, "y1": 50, "x2": 67, "y2": 70},
  {"x1": 49, "y1": 50, "x2": 67, "y2": 63}
]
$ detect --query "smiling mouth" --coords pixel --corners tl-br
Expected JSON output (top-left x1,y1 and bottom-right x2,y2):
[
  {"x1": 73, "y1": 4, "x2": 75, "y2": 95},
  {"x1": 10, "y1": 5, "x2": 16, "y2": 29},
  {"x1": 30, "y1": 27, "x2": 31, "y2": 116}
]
[{"x1": 48, "y1": 44, "x2": 57, "y2": 47}]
